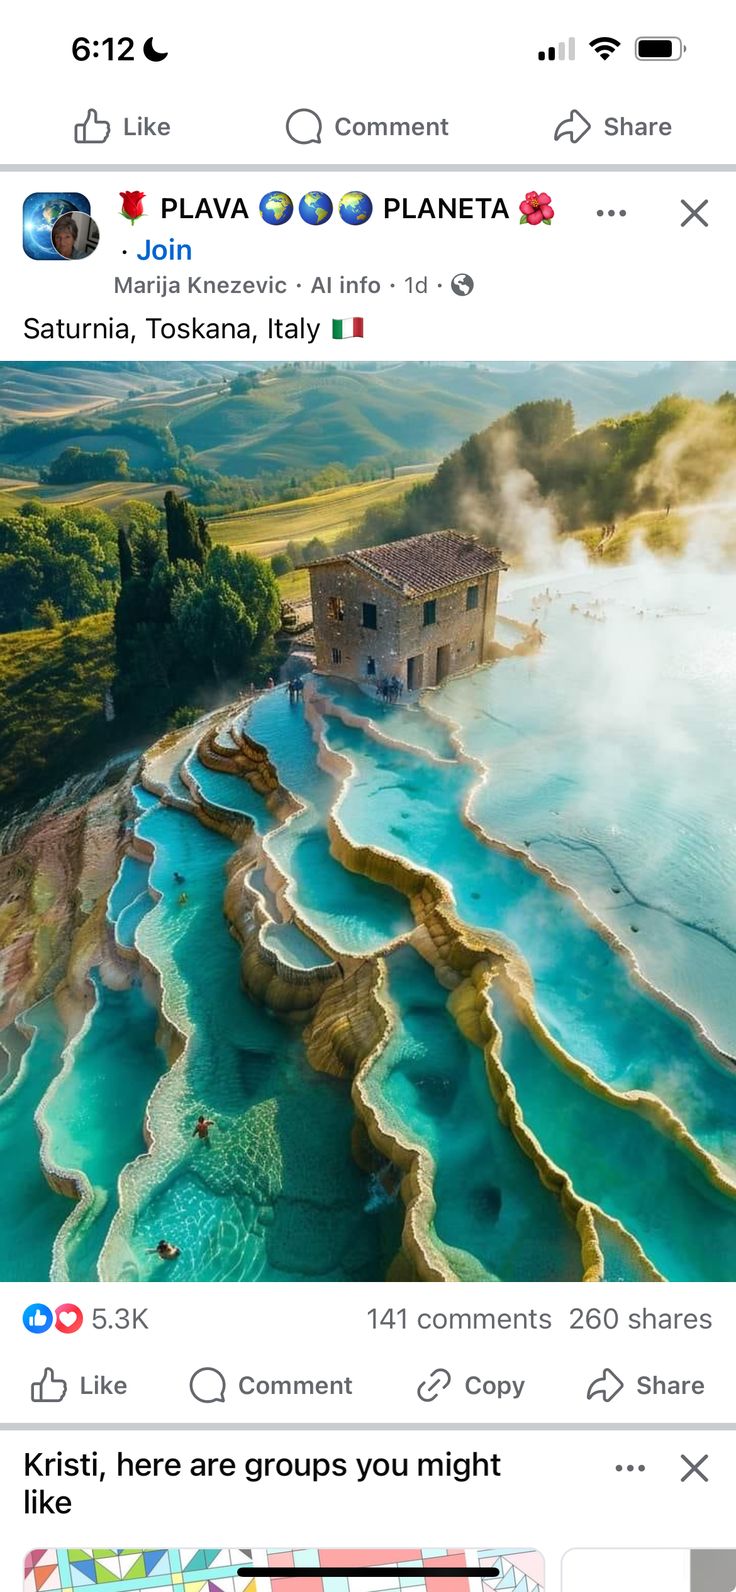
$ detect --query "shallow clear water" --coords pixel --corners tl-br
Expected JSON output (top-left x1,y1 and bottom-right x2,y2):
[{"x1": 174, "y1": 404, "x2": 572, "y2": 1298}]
[
  {"x1": 368, "y1": 946, "x2": 583, "y2": 1280},
  {"x1": 108, "y1": 852, "x2": 154, "y2": 949},
  {"x1": 11, "y1": 565, "x2": 735, "y2": 1283},
  {"x1": 108, "y1": 794, "x2": 401, "y2": 1281},
  {"x1": 108, "y1": 853, "x2": 150, "y2": 925},
  {"x1": 447, "y1": 566, "x2": 736, "y2": 1053},
  {"x1": 261, "y1": 919, "x2": 333, "y2": 969},
  {"x1": 0, "y1": 1000, "x2": 67, "y2": 1279},
  {"x1": 186, "y1": 748, "x2": 273, "y2": 834},
  {"x1": 247, "y1": 688, "x2": 414, "y2": 953},
  {"x1": 491, "y1": 987, "x2": 736, "y2": 1281},
  {"x1": 317, "y1": 675, "x2": 458, "y2": 761},
  {"x1": 42, "y1": 972, "x2": 164, "y2": 1281},
  {"x1": 321, "y1": 710, "x2": 736, "y2": 1175}
]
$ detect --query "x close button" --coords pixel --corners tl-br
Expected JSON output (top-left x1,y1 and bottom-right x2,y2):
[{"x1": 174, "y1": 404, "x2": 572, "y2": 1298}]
[
  {"x1": 681, "y1": 1452, "x2": 709, "y2": 1482},
  {"x1": 681, "y1": 199, "x2": 709, "y2": 227}
]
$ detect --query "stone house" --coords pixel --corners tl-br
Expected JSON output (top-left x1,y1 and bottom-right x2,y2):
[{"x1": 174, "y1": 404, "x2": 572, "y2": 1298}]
[{"x1": 308, "y1": 529, "x2": 506, "y2": 690}]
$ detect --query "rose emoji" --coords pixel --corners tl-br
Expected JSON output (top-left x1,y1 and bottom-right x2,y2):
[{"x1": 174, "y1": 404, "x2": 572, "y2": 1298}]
[{"x1": 120, "y1": 190, "x2": 145, "y2": 222}]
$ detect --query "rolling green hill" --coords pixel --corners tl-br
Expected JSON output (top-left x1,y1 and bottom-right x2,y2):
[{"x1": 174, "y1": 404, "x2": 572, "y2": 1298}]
[
  {"x1": 0, "y1": 426, "x2": 168, "y2": 472},
  {"x1": 0, "y1": 478, "x2": 183, "y2": 516},
  {"x1": 126, "y1": 368, "x2": 490, "y2": 475},
  {"x1": 211, "y1": 473, "x2": 424, "y2": 558},
  {"x1": 0, "y1": 613, "x2": 115, "y2": 804},
  {"x1": 353, "y1": 392, "x2": 736, "y2": 555},
  {"x1": 5, "y1": 362, "x2": 736, "y2": 487},
  {"x1": 0, "y1": 361, "x2": 242, "y2": 421}
]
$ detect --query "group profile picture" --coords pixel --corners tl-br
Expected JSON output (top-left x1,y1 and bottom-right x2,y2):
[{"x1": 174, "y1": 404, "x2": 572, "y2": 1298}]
[{"x1": 23, "y1": 191, "x2": 100, "y2": 260}]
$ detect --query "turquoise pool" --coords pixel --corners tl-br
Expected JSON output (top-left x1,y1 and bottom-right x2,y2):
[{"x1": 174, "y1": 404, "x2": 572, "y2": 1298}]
[
  {"x1": 318, "y1": 703, "x2": 736, "y2": 1178},
  {"x1": 7, "y1": 564, "x2": 735, "y2": 1283},
  {"x1": 367, "y1": 945, "x2": 583, "y2": 1280},
  {"x1": 102, "y1": 790, "x2": 402, "y2": 1281}
]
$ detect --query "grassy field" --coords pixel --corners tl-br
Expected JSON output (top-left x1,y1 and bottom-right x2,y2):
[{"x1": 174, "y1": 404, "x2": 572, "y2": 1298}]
[
  {"x1": 0, "y1": 614, "x2": 116, "y2": 806},
  {"x1": 0, "y1": 478, "x2": 184, "y2": 517},
  {"x1": 573, "y1": 508, "x2": 690, "y2": 561},
  {"x1": 210, "y1": 473, "x2": 424, "y2": 560},
  {"x1": 276, "y1": 568, "x2": 311, "y2": 602}
]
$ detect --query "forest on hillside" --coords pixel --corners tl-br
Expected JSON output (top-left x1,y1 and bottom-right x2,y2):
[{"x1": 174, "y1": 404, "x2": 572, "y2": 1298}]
[{"x1": 343, "y1": 394, "x2": 736, "y2": 554}]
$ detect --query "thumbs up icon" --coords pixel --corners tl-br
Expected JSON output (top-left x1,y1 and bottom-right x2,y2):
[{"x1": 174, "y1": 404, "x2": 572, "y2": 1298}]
[
  {"x1": 74, "y1": 108, "x2": 111, "y2": 144},
  {"x1": 31, "y1": 1368, "x2": 68, "y2": 1403},
  {"x1": 22, "y1": 1302, "x2": 53, "y2": 1333}
]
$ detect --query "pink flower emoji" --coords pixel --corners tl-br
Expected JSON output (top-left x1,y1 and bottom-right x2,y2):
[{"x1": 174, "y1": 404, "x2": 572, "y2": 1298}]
[{"x1": 520, "y1": 191, "x2": 554, "y2": 226}]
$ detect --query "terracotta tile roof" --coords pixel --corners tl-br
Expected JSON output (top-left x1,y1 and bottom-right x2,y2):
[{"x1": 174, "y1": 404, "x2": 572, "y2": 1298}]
[{"x1": 344, "y1": 530, "x2": 506, "y2": 597}]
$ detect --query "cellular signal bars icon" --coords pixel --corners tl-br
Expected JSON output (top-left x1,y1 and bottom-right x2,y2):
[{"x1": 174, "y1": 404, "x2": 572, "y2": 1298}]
[{"x1": 538, "y1": 37, "x2": 575, "y2": 61}]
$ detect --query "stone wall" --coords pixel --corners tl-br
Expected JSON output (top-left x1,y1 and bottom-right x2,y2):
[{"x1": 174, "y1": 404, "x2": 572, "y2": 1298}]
[
  {"x1": 398, "y1": 568, "x2": 499, "y2": 686},
  {"x1": 310, "y1": 561, "x2": 401, "y2": 680},
  {"x1": 309, "y1": 560, "x2": 500, "y2": 689}
]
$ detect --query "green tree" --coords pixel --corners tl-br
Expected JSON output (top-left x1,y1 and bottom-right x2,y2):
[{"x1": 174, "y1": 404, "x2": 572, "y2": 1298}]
[
  {"x1": 118, "y1": 526, "x2": 134, "y2": 584},
  {"x1": 132, "y1": 524, "x2": 166, "y2": 580},
  {"x1": 164, "y1": 490, "x2": 208, "y2": 567},
  {"x1": 119, "y1": 499, "x2": 163, "y2": 538},
  {"x1": 42, "y1": 445, "x2": 130, "y2": 484},
  {"x1": 206, "y1": 544, "x2": 281, "y2": 640},
  {"x1": 0, "y1": 554, "x2": 39, "y2": 629},
  {"x1": 172, "y1": 578, "x2": 255, "y2": 680},
  {"x1": 36, "y1": 599, "x2": 62, "y2": 629}
]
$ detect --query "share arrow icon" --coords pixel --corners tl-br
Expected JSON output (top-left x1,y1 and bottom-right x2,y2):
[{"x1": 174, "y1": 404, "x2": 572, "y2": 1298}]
[
  {"x1": 554, "y1": 108, "x2": 592, "y2": 142},
  {"x1": 586, "y1": 1367, "x2": 625, "y2": 1402}
]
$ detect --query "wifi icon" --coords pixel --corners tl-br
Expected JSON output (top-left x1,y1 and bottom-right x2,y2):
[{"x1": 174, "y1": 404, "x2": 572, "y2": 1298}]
[{"x1": 590, "y1": 35, "x2": 621, "y2": 59}]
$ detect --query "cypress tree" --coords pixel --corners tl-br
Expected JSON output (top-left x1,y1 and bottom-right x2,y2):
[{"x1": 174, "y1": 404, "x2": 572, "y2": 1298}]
[
  {"x1": 165, "y1": 490, "x2": 207, "y2": 567},
  {"x1": 117, "y1": 524, "x2": 134, "y2": 583},
  {"x1": 197, "y1": 515, "x2": 212, "y2": 557}
]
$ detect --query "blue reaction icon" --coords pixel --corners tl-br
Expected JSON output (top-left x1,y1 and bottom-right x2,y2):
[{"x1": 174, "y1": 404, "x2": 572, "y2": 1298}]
[{"x1": 23, "y1": 1303, "x2": 53, "y2": 1334}]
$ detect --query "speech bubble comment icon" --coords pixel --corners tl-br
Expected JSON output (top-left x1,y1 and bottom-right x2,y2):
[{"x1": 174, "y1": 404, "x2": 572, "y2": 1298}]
[
  {"x1": 189, "y1": 1366, "x2": 227, "y2": 1403},
  {"x1": 286, "y1": 107, "x2": 322, "y2": 145}
]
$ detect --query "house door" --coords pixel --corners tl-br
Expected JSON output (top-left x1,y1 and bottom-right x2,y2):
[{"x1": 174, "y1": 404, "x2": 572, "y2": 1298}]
[
  {"x1": 436, "y1": 644, "x2": 451, "y2": 683},
  {"x1": 407, "y1": 653, "x2": 424, "y2": 691}
]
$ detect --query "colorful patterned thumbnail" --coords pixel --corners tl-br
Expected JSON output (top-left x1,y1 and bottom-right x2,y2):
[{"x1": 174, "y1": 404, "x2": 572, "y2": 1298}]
[{"x1": 23, "y1": 1549, "x2": 544, "y2": 1592}]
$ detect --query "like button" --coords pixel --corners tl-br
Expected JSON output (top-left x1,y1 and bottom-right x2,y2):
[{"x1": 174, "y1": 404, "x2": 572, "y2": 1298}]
[{"x1": 30, "y1": 1368, "x2": 67, "y2": 1403}]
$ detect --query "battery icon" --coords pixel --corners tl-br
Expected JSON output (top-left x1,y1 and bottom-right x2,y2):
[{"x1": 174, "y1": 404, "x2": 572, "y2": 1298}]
[{"x1": 635, "y1": 36, "x2": 684, "y2": 59}]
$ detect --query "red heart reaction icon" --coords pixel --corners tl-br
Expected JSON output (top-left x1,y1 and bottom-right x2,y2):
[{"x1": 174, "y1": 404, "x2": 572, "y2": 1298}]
[{"x1": 55, "y1": 1303, "x2": 84, "y2": 1334}]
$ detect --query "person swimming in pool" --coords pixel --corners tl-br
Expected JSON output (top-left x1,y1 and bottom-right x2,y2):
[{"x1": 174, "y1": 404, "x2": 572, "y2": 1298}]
[{"x1": 147, "y1": 1239, "x2": 180, "y2": 1260}]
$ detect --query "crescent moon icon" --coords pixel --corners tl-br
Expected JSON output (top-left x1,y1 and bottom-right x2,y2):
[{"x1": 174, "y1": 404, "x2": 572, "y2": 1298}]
[{"x1": 143, "y1": 36, "x2": 168, "y2": 62}]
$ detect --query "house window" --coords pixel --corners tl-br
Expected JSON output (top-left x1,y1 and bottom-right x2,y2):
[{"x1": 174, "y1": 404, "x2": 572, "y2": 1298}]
[
  {"x1": 367, "y1": 656, "x2": 376, "y2": 676},
  {"x1": 331, "y1": 647, "x2": 342, "y2": 665},
  {"x1": 466, "y1": 584, "x2": 479, "y2": 611},
  {"x1": 328, "y1": 595, "x2": 345, "y2": 621},
  {"x1": 423, "y1": 599, "x2": 437, "y2": 626},
  {"x1": 362, "y1": 601, "x2": 377, "y2": 630}
]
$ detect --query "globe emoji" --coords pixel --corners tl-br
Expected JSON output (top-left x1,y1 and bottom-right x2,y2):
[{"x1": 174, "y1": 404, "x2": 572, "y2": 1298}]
[
  {"x1": 259, "y1": 191, "x2": 293, "y2": 226},
  {"x1": 338, "y1": 191, "x2": 373, "y2": 225},
  {"x1": 299, "y1": 191, "x2": 333, "y2": 225}
]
